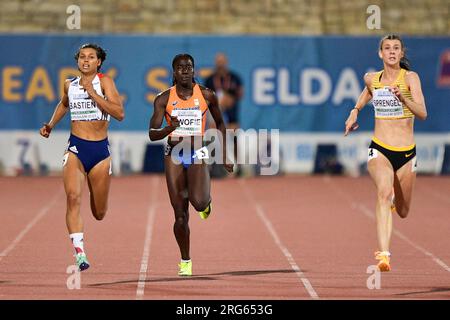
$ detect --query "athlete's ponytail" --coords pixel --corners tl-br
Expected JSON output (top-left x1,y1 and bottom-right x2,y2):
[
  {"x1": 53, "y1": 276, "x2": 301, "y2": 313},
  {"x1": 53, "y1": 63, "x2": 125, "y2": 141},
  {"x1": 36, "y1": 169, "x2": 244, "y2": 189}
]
[
  {"x1": 399, "y1": 56, "x2": 411, "y2": 71},
  {"x1": 379, "y1": 34, "x2": 411, "y2": 71}
]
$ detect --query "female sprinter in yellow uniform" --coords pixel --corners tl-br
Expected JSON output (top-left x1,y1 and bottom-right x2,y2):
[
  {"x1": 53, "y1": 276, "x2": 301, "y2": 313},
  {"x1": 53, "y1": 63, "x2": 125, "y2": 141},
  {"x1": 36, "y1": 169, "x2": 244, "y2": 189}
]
[
  {"x1": 149, "y1": 54, "x2": 233, "y2": 276},
  {"x1": 344, "y1": 34, "x2": 427, "y2": 271},
  {"x1": 40, "y1": 44, "x2": 124, "y2": 271}
]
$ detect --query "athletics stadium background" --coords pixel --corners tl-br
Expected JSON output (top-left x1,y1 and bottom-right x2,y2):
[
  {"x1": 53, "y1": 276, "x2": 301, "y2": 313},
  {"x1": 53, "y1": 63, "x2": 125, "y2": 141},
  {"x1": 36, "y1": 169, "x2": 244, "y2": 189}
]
[{"x1": 1, "y1": 1, "x2": 449, "y2": 177}]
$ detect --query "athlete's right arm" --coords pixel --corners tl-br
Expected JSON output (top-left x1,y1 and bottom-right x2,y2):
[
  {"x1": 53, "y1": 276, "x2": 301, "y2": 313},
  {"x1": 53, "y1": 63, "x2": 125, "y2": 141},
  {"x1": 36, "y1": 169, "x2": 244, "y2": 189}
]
[
  {"x1": 39, "y1": 80, "x2": 70, "y2": 138},
  {"x1": 344, "y1": 73, "x2": 373, "y2": 136},
  {"x1": 148, "y1": 92, "x2": 179, "y2": 141}
]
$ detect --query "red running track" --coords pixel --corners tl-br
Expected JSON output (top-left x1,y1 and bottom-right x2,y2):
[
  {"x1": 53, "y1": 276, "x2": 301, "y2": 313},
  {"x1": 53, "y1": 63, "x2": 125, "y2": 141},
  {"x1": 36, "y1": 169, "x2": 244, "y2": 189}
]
[{"x1": 0, "y1": 175, "x2": 449, "y2": 299}]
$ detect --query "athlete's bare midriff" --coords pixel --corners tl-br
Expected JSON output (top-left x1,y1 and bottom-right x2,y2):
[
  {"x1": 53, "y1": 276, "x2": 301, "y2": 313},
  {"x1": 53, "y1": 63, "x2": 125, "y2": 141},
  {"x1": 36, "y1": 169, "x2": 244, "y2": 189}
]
[
  {"x1": 168, "y1": 135, "x2": 204, "y2": 149},
  {"x1": 71, "y1": 120, "x2": 109, "y2": 141},
  {"x1": 374, "y1": 117, "x2": 415, "y2": 147}
]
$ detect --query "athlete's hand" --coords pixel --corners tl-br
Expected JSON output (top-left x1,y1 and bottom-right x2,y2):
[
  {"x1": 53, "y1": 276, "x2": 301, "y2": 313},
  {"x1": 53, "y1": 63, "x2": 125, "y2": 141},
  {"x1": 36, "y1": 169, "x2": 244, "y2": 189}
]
[
  {"x1": 344, "y1": 109, "x2": 359, "y2": 136},
  {"x1": 39, "y1": 123, "x2": 53, "y2": 138},
  {"x1": 80, "y1": 77, "x2": 96, "y2": 97},
  {"x1": 169, "y1": 116, "x2": 180, "y2": 130},
  {"x1": 389, "y1": 86, "x2": 406, "y2": 103}
]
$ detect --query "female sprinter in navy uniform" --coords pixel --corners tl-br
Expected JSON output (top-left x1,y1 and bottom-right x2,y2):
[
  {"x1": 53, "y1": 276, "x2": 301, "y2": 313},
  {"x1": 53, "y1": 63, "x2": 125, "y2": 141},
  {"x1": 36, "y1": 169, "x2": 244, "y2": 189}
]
[
  {"x1": 40, "y1": 44, "x2": 124, "y2": 271},
  {"x1": 344, "y1": 34, "x2": 427, "y2": 271},
  {"x1": 149, "y1": 54, "x2": 233, "y2": 276}
]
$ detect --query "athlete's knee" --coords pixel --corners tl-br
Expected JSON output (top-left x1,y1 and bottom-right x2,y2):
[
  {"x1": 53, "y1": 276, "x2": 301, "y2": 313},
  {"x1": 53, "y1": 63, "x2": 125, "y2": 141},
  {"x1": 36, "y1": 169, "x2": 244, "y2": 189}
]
[
  {"x1": 175, "y1": 215, "x2": 186, "y2": 225},
  {"x1": 66, "y1": 192, "x2": 82, "y2": 209},
  {"x1": 396, "y1": 205, "x2": 410, "y2": 219},
  {"x1": 174, "y1": 214, "x2": 188, "y2": 228},
  {"x1": 90, "y1": 198, "x2": 107, "y2": 220},
  {"x1": 189, "y1": 197, "x2": 210, "y2": 212},
  {"x1": 377, "y1": 187, "x2": 393, "y2": 205},
  {"x1": 93, "y1": 209, "x2": 107, "y2": 221}
]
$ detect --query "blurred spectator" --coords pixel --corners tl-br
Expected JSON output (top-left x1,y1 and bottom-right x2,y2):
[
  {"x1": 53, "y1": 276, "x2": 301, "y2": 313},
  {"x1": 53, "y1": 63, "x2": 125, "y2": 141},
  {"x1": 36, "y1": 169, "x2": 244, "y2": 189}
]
[
  {"x1": 205, "y1": 53, "x2": 244, "y2": 178},
  {"x1": 205, "y1": 53, "x2": 243, "y2": 130}
]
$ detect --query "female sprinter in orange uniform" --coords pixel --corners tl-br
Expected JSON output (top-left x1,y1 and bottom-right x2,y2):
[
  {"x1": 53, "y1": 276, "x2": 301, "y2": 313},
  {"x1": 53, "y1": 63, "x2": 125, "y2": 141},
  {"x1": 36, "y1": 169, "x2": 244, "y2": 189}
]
[
  {"x1": 344, "y1": 34, "x2": 427, "y2": 271},
  {"x1": 40, "y1": 44, "x2": 124, "y2": 271},
  {"x1": 149, "y1": 53, "x2": 233, "y2": 276}
]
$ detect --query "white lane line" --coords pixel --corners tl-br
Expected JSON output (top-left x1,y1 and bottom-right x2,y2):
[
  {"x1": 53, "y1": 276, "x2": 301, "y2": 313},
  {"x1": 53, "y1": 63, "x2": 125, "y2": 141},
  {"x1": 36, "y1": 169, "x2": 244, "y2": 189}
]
[
  {"x1": 136, "y1": 176, "x2": 159, "y2": 300},
  {"x1": 239, "y1": 180, "x2": 319, "y2": 299},
  {"x1": 356, "y1": 203, "x2": 450, "y2": 273},
  {"x1": 0, "y1": 190, "x2": 63, "y2": 263},
  {"x1": 324, "y1": 177, "x2": 450, "y2": 274}
]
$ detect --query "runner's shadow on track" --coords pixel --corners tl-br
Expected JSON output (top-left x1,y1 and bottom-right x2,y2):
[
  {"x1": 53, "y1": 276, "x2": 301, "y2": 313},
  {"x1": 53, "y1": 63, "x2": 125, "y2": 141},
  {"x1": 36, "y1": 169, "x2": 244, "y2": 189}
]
[
  {"x1": 88, "y1": 269, "x2": 295, "y2": 287},
  {"x1": 89, "y1": 276, "x2": 218, "y2": 287},
  {"x1": 395, "y1": 287, "x2": 450, "y2": 296},
  {"x1": 202, "y1": 269, "x2": 297, "y2": 277}
]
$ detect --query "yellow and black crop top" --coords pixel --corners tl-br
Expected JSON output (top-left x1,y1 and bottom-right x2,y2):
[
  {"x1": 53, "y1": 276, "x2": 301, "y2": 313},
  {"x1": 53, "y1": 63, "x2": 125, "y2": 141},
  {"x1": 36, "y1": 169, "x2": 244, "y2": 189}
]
[{"x1": 370, "y1": 68, "x2": 414, "y2": 119}]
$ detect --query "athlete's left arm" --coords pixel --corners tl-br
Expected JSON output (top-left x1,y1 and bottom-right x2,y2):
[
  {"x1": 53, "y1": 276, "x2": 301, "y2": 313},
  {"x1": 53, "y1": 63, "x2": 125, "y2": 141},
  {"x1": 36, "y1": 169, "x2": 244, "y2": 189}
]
[
  {"x1": 392, "y1": 71, "x2": 427, "y2": 120},
  {"x1": 90, "y1": 75, "x2": 125, "y2": 121},
  {"x1": 202, "y1": 86, "x2": 234, "y2": 173}
]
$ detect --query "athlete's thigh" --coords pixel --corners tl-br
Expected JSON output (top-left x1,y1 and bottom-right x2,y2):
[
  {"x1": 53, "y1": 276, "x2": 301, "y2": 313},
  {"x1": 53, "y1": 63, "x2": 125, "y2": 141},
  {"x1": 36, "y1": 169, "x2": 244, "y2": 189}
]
[
  {"x1": 393, "y1": 157, "x2": 417, "y2": 208},
  {"x1": 187, "y1": 162, "x2": 210, "y2": 201},
  {"x1": 367, "y1": 150, "x2": 395, "y2": 191},
  {"x1": 164, "y1": 155, "x2": 189, "y2": 212},
  {"x1": 86, "y1": 156, "x2": 112, "y2": 209},
  {"x1": 63, "y1": 152, "x2": 86, "y2": 196}
]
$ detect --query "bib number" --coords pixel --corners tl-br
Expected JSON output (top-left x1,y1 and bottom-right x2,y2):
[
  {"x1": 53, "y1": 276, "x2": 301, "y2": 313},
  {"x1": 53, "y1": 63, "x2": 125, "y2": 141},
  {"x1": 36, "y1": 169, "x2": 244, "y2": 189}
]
[
  {"x1": 172, "y1": 109, "x2": 202, "y2": 136},
  {"x1": 372, "y1": 87, "x2": 404, "y2": 118},
  {"x1": 368, "y1": 148, "x2": 378, "y2": 162}
]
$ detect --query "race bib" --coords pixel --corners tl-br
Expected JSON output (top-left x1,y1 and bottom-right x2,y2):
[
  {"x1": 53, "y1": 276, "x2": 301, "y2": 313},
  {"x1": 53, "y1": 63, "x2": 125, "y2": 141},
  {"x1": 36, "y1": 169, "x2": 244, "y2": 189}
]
[
  {"x1": 411, "y1": 156, "x2": 417, "y2": 173},
  {"x1": 62, "y1": 152, "x2": 69, "y2": 167},
  {"x1": 368, "y1": 148, "x2": 378, "y2": 162},
  {"x1": 69, "y1": 97, "x2": 108, "y2": 121},
  {"x1": 171, "y1": 109, "x2": 202, "y2": 136},
  {"x1": 372, "y1": 87, "x2": 404, "y2": 118},
  {"x1": 193, "y1": 146, "x2": 209, "y2": 159}
]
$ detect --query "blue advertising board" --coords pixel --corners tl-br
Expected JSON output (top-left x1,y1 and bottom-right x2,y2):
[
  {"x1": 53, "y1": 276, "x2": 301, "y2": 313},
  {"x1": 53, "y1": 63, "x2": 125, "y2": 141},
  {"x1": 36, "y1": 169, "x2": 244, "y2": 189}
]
[{"x1": 1, "y1": 35, "x2": 449, "y2": 132}]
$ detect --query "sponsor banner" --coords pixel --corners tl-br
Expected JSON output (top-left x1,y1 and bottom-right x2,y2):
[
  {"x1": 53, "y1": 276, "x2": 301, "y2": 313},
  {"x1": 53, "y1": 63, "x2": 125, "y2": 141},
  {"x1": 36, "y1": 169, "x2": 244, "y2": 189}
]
[{"x1": 1, "y1": 35, "x2": 449, "y2": 132}]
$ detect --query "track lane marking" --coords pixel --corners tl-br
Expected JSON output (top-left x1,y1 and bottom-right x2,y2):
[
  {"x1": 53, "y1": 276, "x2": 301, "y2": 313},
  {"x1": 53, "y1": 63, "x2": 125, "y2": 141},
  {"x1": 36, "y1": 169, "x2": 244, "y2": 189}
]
[
  {"x1": 0, "y1": 190, "x2": 63, "y2": 264},
  {"x1": 135, "y1": 176, "x2": 159, "y2": 300},
  {"x1": 240, "y1": 180, "x2": 319, "y2": 299}
]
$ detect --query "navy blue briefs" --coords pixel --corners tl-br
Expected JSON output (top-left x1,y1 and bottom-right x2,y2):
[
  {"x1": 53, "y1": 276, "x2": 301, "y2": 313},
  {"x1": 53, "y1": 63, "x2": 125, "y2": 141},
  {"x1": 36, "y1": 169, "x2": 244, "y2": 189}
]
[
  {"x1": 66, "y1": 134, "x2": 110, "y2": 173},
  {"x1": 164, "y1": 143, "x2": 208, "y2": 169}
]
